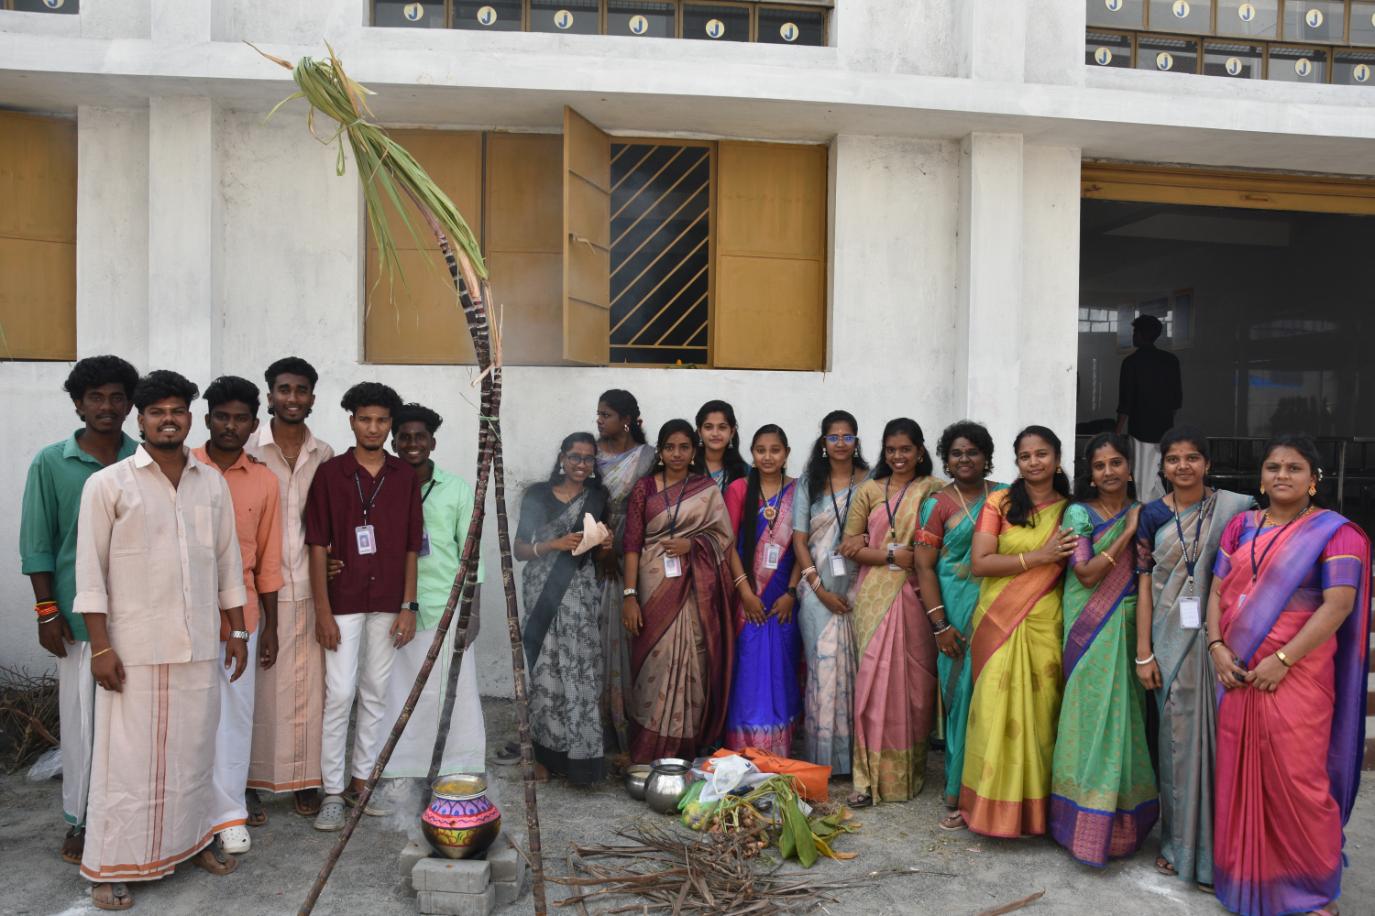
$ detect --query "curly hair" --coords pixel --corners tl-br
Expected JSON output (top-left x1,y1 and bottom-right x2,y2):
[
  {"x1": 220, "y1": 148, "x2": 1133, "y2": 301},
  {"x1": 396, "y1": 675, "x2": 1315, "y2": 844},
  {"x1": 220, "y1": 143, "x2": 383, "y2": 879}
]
[
  {"x1": 133, "y1": 370, "x2": 200, "y2": 412},
  {"x1": 204, "y1": 375, "x2": 261, "y2": 415},
  {"x1": 936, "y1": 420, "x2": 995, "y2": 477},
  {"x1": 264, "y1": 356, "x2": 319, "y2": 390},
  {"x1": 63, "y1": 355, "x2": 139, "y2": 402},
  {"x1": 340, "y1": 382, "x2": 402, "y2": 417},
  {"x1": 394, "y1": 402, "x2": 443, "y2": 435}
]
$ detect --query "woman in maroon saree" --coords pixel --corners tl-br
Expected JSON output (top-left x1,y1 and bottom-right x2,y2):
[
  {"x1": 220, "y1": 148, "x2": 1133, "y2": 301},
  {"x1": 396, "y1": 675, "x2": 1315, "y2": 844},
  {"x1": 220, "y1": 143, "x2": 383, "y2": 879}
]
[
  {"x1": 1207, "y1": 435, "x2": 1370, "y2": 916},
  {"x1": 621, "y1": 419, "x2": 736, "y2": 764}
]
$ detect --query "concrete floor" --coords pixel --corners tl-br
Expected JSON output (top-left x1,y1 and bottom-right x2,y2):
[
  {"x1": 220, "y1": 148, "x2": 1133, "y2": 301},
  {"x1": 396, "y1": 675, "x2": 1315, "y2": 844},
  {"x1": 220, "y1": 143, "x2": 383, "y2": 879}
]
[{"x1": 4, "y1": 697, "x2": 1373, "y2": 915}]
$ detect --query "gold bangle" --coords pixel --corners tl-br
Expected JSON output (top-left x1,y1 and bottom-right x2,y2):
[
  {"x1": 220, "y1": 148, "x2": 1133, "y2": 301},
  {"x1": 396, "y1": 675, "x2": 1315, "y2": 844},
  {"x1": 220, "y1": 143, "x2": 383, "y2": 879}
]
[
  {"x1": 1276, "y1": 649, "x2": 1294, "y2": 668},
  {"x1": 1018, "y1": 553, "x2": 1028, "y2": 571},
  {"x1": 732, "y1": 573, "x2": 748, "y2": 587},
  {"x1": 1102, "y1": 552, "x2": 1115, "y2": 566},
  {"x1": 91, "y1": 647, "x2": 113, "y2": 660}
]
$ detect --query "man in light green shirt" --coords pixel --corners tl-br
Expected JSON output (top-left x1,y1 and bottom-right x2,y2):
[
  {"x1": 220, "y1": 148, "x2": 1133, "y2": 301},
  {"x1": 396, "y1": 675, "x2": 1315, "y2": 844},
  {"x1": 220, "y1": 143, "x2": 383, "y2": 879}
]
[
  {"x1": 382, "y1": 402, "x2": 487, "y2": 780},
  {"x1": 19, "y1": 355, "x2": 139, "y2": 862}
]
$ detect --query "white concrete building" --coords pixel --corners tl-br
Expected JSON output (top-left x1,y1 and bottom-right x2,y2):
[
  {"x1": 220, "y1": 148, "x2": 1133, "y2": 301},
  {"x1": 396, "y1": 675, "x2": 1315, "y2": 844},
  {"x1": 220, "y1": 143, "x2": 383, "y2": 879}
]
[{"x1": 3, "y1": 0, "x2": 1374, "y2": 696}]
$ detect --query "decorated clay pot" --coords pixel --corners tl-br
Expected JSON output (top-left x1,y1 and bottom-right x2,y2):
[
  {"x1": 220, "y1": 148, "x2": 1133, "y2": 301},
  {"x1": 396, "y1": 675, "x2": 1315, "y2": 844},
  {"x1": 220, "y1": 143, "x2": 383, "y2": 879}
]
[{"x1": 421, "y1": 774, "x2": 501, "y2": 859}]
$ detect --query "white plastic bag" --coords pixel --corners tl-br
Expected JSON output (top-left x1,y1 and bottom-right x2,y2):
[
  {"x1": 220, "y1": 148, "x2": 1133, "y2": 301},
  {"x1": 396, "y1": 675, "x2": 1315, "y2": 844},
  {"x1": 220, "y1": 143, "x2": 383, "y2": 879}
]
[
  {"x1": 27, "y1": 747, "x2": 62, "y2": 782},
  {"x1": 699, "y1": 754, "x2": 772, "y2": 804}
]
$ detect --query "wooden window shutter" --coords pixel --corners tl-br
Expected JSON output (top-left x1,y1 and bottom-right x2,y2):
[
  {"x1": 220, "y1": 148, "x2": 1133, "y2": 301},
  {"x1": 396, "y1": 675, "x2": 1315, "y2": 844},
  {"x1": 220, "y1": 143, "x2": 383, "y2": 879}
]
[
  {"x1": 364, "y1": 129, "x2": 483, "y2": 364},
  {"x1": 712, "y1": 141, "x2": 827, "y2": 371},
  {"x1": 0, "y1": 111, "x2": 76, "y2": 361},
  {"x1": 562, "y1": 107, "x2": 611, "y2": 364}
]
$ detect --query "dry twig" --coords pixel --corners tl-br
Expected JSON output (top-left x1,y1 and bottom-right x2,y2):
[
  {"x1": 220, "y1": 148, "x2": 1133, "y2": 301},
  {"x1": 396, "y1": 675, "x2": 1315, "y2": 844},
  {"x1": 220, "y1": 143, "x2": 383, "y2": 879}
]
[{"x1": 0, "y1": 667, "x2": 59, "y2": 772}]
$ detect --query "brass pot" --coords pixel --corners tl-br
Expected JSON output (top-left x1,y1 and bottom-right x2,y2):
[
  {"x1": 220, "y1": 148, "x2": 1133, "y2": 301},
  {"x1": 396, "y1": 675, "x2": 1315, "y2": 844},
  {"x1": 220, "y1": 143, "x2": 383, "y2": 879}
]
[{"x1": 421, "y1": 774, "x2": 501, "y2": 859}]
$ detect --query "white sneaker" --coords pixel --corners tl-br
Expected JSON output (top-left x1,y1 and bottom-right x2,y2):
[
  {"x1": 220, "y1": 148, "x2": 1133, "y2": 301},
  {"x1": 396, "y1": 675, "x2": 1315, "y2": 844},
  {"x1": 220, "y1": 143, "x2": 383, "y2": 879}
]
[{"x1": 218, "y1": 825, "x2": 251, "y2": 854}]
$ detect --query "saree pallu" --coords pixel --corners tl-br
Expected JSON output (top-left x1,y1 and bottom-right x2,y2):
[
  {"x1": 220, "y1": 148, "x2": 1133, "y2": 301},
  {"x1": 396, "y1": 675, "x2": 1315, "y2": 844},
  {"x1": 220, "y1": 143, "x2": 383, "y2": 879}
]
[
  {"x1": 794, "y1": 477, "x2": 857, "y2": 775},
  {"x1": 844, "y1": 476, "x2": 942, "y2": 802},
  {"x1": 597, "y1": 444, "x2": 658, "y2": 753},
  {"x1": 1049, "y1": 503, "x2": 1158, "y2": 866},
  {"x1": 919, "y1": 484, "x2": 1007, "y2": 807},
  {"x1": 1136, "y1": 488, "x2": 1254, "y2": 885},
  {"x1": 1212, "y1": 509, "x2": 1370, "y2": 916},
  {"x1": 626, "y1": 475, "x2": 735, "y2": 764},
  {"x1": 725, "y1": 480, "x2": 803, "y2": 756},
  {"x1": 959, "y1": 492, "x2": 1066, "y2": 837},
  {"x1": 519, "y1": 486, "x2": 608, "y2": 784}
]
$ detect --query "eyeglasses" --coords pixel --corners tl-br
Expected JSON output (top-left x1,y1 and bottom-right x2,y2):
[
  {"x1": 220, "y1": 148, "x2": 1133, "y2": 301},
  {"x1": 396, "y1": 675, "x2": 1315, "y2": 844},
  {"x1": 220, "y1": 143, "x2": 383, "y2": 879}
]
[
  {"x1": 824, "y1": 434, "x2": 856, "y2": 445},
  {"x1": 564, "y1": 454, "x2": 597, "y2": 466}
]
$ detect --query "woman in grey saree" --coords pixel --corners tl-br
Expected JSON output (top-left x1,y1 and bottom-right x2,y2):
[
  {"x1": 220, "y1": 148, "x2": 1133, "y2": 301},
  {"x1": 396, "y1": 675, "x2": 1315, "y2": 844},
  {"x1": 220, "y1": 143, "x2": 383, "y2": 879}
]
[
  {"x1": 516, "y1": 434, "x2": 610, "y2": 784},
  {"x1": 1134, "y1": 427, "x2": 1254, "y2": 887}
]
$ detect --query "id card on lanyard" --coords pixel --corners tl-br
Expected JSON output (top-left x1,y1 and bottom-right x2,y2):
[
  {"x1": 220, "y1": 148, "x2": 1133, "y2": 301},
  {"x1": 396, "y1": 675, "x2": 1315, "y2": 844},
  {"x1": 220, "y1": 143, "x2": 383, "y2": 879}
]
[
  {"x1": 764, "y1": 542, "x2": 782, "y2": 570},
  {"x1": 1173, "y1": 498, "x2": 1206, "y2": 630},
  {"x1": 662, "y1": 476, "x2": 690, "y2": 578},
  {"x1": 354, "y1": 468, "x2": 388, "y2": 557},
  {"x1": 417, "y1": 478, "x2": 436, "y2": 558}
]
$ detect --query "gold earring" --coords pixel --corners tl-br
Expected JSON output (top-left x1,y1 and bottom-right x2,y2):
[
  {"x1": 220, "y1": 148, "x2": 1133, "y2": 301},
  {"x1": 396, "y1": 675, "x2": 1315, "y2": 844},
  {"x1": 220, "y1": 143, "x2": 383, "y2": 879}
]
[
  {"x1": 1259, "y1": 484, "x2": 1266, "y2": 495},
  {"x1": 1308, "y1": 482, "x2": 1317, "y2": 496}
]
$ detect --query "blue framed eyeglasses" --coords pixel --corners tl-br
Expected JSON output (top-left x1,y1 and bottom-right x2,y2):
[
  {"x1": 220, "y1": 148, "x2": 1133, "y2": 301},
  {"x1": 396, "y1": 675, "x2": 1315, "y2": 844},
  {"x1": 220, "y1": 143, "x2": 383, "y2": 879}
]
[{"x1": 824, "y1": 434, "x2": 856, "y2": 445}]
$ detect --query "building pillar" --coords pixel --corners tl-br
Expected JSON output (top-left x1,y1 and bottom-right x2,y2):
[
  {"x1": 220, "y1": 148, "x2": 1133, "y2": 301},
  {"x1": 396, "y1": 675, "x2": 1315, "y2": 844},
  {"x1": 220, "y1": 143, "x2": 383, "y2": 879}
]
[{"x1": 957, "y1": 0, "x2": 1027, "y2": 82}]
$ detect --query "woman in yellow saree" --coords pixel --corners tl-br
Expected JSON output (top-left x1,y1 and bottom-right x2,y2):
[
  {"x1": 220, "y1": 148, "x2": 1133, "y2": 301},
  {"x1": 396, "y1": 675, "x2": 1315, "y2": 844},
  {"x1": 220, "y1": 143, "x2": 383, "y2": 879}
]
[{"x1": 958, "y1": 426, "x2": 1077, "y2": 837}]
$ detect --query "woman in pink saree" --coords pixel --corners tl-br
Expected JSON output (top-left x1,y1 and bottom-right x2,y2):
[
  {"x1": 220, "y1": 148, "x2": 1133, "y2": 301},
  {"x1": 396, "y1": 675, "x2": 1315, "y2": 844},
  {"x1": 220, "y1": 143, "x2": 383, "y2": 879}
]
[{"x1": 1207, "y1": 435, "x2": 1370, "y2": 916}]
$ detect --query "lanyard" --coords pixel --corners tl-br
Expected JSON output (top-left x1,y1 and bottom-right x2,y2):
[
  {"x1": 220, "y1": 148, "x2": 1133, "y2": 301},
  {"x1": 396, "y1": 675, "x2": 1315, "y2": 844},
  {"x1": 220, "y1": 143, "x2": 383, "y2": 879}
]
[
  {"x1": 827, "y1": 472, "x2": 854, "y2": 538},
  {"x1": 663, "y1": 474, "x2": 690, "y2": 537},
  {"x1": 353, "y1": 469, "x2": 388, "y2": 524},
  {"x1": 760, "y1": 480, "x2": 785, "y2": 531},
  {"x1": 883, "y1": 477, "x2": 913, "y2": 541},
  {"x1": 1250, "y1": 507, "x2": 1309, "y2": 582},
  {"x1": 421, "y1": 479, "x2": 437, "y2": 504},
  {"x1": 1171, "y1": 494, "x2": 1207, "y2": 583}
]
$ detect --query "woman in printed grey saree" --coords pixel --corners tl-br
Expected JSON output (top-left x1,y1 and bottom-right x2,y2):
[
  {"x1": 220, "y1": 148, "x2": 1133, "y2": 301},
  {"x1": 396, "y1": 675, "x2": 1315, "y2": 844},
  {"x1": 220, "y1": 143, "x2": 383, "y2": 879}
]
[
  {"x1": 516, "y1": 433, "x2": 610, "y2": 784},
  {"x1": 1134, "y1": 426, "x2": 1254, "y2": 887}
]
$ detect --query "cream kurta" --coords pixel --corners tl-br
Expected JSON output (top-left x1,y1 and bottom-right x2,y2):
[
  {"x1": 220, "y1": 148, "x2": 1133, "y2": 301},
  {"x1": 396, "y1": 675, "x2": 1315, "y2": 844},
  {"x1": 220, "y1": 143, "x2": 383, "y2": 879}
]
[
  {"x1": 75, "y1": 446, "x2": 246, "y2": 883},
  {"x1": 245, "y1": 421, "x2": 334, "y2": 792}
]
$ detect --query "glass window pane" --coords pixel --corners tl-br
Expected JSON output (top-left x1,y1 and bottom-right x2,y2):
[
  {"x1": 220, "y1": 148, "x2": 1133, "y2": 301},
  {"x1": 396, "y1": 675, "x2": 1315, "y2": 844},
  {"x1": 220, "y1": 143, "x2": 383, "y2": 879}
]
[
  {"x1": 453, "y1": 0, "x2": 522, "y2": 30},
  {"x1": 1283, "y1": 0, "x2": 1344, "y2": 43},
  {"x1": 1136, "y1": 34, "x2": 1199, "y2": 72},
  {"x1": 758, "y1": 8, "x2": 825, "y2": 46},
  {"x1": 531, "y1": 0, "x2": 599, "y2": 34},
  {"x1": 608, "y1": 0, "x2": 675, "y2": 38},
  {"x1": 683, "y1": 3, "x2": 749, "y2": 42},
  {"x1": 1352, "y1": 2, "x2": 1375, "y2": 46},
  {"x1": 1204, "y1": 40, "x2": 1264, "y2": 77},
  {"x1": 1268, "y1": 45, "x2": 1326, "y2": 82},
  {"x1": 1333, "y1": 49, "x2": 1375, "y2": 85},
  {"x1": 1216, "y1": 0, "x2": 1279, "y2": 38},
  {"x1": 12, "y1": 0, "x2": 78, "y2": 11},
  {"x1": 373, "y1": 0, "x2": 444, "y2": 28},
  {"x1": 1087, "y1": 30, "x2": 1134, "y2": 67},
  {"x1": 1087, "y1": 0, "x2": 1145, "y2": 29},
  {"x1": 1148, "y1": 0, "x2": 1211, "y2": 34}
]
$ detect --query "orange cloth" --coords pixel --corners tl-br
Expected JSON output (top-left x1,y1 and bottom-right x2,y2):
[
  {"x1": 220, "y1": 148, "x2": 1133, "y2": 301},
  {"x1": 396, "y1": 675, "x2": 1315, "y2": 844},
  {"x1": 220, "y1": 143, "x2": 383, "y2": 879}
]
[
  {"x1": 193, "y1": 447, "x2": 284, "y2": 635},
  {"x1": 708, "y1": 747, "x2": 831, "y2": 802}
]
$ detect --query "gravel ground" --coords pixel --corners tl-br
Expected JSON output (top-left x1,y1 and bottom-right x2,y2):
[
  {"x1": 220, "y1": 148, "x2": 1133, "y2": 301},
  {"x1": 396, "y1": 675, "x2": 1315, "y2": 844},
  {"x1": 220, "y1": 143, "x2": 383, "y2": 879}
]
[{"x1": 2, "y1": 696, "x2": 1372, "y2": 915}]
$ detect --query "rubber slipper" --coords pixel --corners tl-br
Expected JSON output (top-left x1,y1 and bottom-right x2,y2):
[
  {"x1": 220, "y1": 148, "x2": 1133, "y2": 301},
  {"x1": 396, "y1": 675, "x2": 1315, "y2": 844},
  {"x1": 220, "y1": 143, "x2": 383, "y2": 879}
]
[
  {"x1": 494, "y1": 741, "x2": 521, "y2": 765},
  {"x1": 91, "y1": 882, "x2": 133, "y2": 911},
  {"x1": 938, "y1": 813, "x2": 967, "y2": 831},
  {"x1": 846, "y1": 793, "x2": 873, "y2": 809},
  {"x1": 61, "y1": 826, "x2": 84, "y2": 865},
  {"x1": 293, "y1": 788, "x2": 322, "y2": 817},
  {"x1": 245, "y1": 790, "x2": 268, "y2": 827},
  {"x1": 1155, "y1": 856, "x2": 1177, "y2": 877},
  {"x1": 192, "y1": 838, "x2": 238, "y2": 876}
]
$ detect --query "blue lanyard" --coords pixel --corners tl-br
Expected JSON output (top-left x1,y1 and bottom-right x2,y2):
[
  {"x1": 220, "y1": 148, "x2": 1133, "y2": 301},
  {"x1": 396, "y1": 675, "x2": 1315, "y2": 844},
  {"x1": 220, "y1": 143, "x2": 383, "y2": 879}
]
[{"x1": 1171, "y1": 495, "x2": 1207, "y2": 582}]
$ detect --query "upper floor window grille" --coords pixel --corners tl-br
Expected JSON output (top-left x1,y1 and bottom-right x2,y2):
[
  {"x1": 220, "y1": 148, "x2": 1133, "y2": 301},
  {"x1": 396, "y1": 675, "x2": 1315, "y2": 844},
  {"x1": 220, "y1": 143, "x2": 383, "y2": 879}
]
[
  {"x1": 372, "y1": 0, "x2": 828, "y2": 45},
  {"x1": 2, "y1": 0, "x2": 77, "y2": 12},
  {"x1": 1086, "y1": 0, "x2": 1375, "y2": 83}
]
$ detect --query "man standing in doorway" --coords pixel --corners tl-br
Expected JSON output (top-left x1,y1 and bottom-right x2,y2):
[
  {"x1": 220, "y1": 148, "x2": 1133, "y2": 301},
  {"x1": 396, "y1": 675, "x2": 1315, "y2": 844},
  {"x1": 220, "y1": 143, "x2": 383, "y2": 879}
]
[
  {"x1": 305, "y1": 382, "x2": 422, "y2": 831},
  {"x1": 1115, "y1": 314, "x2": 1182, "y2": 502},
  {"x1": 246, "y1": 357, "x2": 333, "y2": 818},
  {"x1": 193, "y1": 376, "x2": 283, "y2": 854},
  {"x1": 76, "y1": 370, "x2": 248, "y2": 909},
  {"x1": 20, "y1": 355, "x2": 140, "y2": 866}
]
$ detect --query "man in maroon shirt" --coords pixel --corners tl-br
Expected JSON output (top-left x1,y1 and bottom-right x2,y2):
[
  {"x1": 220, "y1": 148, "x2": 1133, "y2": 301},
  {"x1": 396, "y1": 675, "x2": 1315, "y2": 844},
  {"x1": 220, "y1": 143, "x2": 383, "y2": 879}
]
[{"x1": 304, "y1": 382, "x2": 422, "y2": 831}]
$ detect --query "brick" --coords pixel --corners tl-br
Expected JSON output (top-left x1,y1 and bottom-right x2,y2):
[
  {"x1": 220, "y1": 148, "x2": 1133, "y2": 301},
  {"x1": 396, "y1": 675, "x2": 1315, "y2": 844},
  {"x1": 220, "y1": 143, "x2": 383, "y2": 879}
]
[
  {"x1": 414, "y1": 857, "x2": 491, "y2": 894},
  {"x1": 418, "y1": 886, "x2": 496, "y2": 916},
  {"x1": 493, "y1": 865, "x2": 530, "y2": 907},
  {"x1": 485, "y1": 845, "x2": 521, "y2": 883},
  {"x1": 399, "y1": 839, "x2": 429, "y2": 883}
]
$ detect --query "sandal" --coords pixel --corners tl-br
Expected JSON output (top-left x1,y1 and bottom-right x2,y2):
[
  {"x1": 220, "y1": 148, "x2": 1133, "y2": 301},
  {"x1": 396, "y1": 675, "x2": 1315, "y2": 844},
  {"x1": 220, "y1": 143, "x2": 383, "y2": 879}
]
[
  {"x1": 91, "y1": 882, "x2": 133, "y2": 911},
  {"x1": 938, "y1": 813, "x2": 967, "y2": 831},
  {"x1": 494, "y1": 741, "x2": 520, "y2": 765},
  {"x1": 293, "y1": 788, "x2": 322, "y2": 817},
  {"x1": 192, "y1": 838, "x2": 238, "y2": 876},
  {"x1": 245, "y1": 789, "x2": 268, "y2": 827},
  {"x1": 1155, "y1": 856, "x2": 1178, "y2": 877},
  {"x1": 846, "y1": 792, "x2": 873, "y2": 809},
  {"x1": 61, "y1": 826, "x2": 85, "y2": 864}
]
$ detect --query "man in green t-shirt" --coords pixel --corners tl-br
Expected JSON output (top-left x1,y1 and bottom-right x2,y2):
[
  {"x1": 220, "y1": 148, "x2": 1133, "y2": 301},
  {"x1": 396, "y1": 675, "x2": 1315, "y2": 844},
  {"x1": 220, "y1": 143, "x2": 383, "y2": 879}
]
[{"x1": 19, "y1": 355, "x2": 139, "y2": 864}]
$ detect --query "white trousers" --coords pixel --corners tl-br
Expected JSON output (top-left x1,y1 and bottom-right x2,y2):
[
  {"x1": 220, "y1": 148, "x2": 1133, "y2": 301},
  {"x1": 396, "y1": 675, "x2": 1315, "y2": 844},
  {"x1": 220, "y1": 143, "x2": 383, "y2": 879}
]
[
  {"x1": 1132, "y1": 437, "x2": 1166, "y2": 503},
  {"x1": 211, "y1": 630, "x2": 258, "y2": 831},
  {"x1": 58, "y1": 641, "x2": 95, "y2": 828},
  {"x1": 321, "y1": 613, "x2": 396, "y2": 796}
]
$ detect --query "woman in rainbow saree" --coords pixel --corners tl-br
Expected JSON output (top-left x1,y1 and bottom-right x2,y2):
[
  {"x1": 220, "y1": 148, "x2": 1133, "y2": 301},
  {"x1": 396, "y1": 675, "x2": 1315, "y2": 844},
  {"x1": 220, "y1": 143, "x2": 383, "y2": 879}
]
[
  {"x1": 914, "y1": 421, "x2": 1005, "y2": 818},
  {"x1": 1135, "y1": 426, "x2": 1255, "y2": 887},
  {"x1": 1048, "y1": 433, "x2": 1157, "y2": 866},
  {"x1": 1208, "y1": 436, "x2": 1369, "y2": 916},
  {"x1": 959, "y1": 425, "x2": 1076, "y2": 837},
  {"x1": 792, "y1": 410, "x2": 869, "y2": 775},
  {"x1": 839, "y1": 418, "x2": 943, "y2": 806},
  {"x1": 595, "y1": 390, "x2": 658, "y2": 753},
  {"x1": 725, "y1": 425, "x2": 803, "y2": 756},
  {"x1": 621, "y1": 420, "x2": 735, "y2": 764}
]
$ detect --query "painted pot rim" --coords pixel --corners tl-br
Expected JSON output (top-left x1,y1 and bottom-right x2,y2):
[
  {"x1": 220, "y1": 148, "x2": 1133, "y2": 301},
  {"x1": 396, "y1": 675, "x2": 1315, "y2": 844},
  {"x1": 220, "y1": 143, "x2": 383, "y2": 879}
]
[{"x1": 430, "y1": 774, "x2": 490, "y2": 802}]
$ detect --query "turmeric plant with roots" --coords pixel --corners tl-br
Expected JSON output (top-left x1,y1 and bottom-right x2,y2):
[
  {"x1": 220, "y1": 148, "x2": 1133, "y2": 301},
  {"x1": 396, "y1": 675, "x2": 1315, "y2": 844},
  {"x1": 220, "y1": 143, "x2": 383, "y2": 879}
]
[{"x1": 252, "y1": 44, "x2": 548, "y2": 916}]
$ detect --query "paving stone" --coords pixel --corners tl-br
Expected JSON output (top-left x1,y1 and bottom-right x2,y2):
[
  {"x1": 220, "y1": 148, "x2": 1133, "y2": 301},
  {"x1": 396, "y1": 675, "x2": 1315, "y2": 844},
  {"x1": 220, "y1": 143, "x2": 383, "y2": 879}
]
[
  {"x1": 414, "y1": 857, "x2": 491, "y2": 894},
  {"x1": 418, "y1": 886, "x2": 496, "y2": 916},
  {"x1": 399, "y1": 839, "x2": 429, "y2": 883},
  {"x1": 493, "y1": 864, "x2": 530, "y2": 907},
  {"x1": 485, "y1": 844, "x2": 521, "y2": 883}
]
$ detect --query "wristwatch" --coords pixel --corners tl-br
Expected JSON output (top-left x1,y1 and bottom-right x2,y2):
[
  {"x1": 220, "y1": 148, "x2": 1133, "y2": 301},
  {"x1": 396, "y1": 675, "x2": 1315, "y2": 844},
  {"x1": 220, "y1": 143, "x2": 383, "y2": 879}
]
[
  {"x1": 786, "y1": 586, "x2": 797, "y2": 599},
  {"x1": 623, "y1": 587, "x2": 638, "y2": 598},
  {"x1": 229, "y1": 629, "x2": 250, "y2": 641},
  {"x1": 400, "y1": 602, "x2": 420, "y2": 613}
]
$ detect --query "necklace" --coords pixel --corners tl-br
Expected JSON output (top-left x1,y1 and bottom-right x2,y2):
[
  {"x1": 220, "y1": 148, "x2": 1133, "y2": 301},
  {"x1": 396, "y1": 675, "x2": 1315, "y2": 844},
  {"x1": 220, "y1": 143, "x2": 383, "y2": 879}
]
[
  {"x1": 761, "y1": 478, "x2": 784, "y2": 524},
  {"x1": 952, "y1": 481, "x2": 989, "y2": 528},
  {"x1": 1250, "y1": 505, "x2": 1313, "y2": 582}
]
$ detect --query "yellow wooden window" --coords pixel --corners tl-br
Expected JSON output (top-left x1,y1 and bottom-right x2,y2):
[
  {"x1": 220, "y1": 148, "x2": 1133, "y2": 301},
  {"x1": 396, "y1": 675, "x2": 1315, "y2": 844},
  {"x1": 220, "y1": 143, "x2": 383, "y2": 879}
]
[
  {"x1": 562, "y1": 108, "x2": 613, "y2": 364},
  {"x1": 0, "y1": 111, "x2": 76, "y2": 362}
]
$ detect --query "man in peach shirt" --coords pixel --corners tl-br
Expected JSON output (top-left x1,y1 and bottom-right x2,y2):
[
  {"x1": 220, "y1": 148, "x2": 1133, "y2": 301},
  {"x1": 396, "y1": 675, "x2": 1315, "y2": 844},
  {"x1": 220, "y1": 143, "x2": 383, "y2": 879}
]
[{"x1": 193, "y1": 376, "x2": 283, "y2": 855}]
